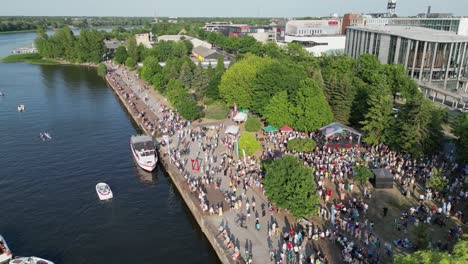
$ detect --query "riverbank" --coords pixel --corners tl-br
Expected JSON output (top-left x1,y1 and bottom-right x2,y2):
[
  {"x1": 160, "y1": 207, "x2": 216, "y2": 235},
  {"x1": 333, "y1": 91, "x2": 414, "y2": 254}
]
[
  {"x1": 1, "y1": 53, "x2": 58, "y2": 65},
  {"x1": 0, "y1": 29, "x2": 36, "y2": 35},
  {"x1": 1, "y1": 53, "x2": 100, "y2": 68}
]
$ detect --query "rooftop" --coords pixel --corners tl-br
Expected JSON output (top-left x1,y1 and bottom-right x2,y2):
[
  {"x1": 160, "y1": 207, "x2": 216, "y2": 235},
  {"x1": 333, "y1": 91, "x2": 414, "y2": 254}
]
[
  {"x1": 192, "y1": 45, "x2": 217, "y2": 58},
  {"x1": 349, "y1": 25, "x2": 468, "y2": 42}
]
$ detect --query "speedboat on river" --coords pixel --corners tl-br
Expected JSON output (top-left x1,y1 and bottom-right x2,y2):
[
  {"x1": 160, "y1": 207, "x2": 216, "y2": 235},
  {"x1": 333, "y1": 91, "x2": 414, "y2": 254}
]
[
  {"x1": 0, "y1": 235, "x2": 12, "y2": 264},
  {"x1": 130, "y1": 135, "x2": 157, "y2": 172},
  {"x1": 95, "y1": 182, "x2": 113, "y2": 200},
  {"x1": 9, "y1": 256, "x2": 54, "y2": 264}
]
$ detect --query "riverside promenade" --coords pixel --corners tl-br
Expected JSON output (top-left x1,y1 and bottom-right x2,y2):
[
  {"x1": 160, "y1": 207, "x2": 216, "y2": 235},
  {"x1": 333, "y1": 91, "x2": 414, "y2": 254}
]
[{"x1": 104, "y1": 63, "x2": 304, "y2": 264}]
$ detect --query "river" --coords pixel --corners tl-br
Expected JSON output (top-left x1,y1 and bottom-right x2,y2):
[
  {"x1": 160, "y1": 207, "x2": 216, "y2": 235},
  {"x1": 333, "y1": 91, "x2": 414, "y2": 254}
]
[{"x1": 0, "y1": 32, "x2": 219, "y2": 263}]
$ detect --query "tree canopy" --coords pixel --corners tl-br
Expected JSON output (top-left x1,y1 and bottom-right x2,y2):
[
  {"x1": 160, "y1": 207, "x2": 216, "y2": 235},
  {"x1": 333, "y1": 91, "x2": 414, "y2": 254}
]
[
  {"x1": 263, "y1": 155, "x2": 320, "y2": 218},
  {"x1": 219, "y1": 54, "x2": 273, "y2": 108},
  {"x1": 292, "y1": 78, "x2": 334, "y2": 132}
]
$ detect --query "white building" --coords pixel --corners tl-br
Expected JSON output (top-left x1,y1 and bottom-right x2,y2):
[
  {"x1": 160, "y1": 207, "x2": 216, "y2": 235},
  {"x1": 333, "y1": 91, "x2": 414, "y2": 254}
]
[
  {"x1": 285, "y1": 19, "x2": 341, "y2": 36},
  {"x1": 157, "y1": 35, "x2": 212, "y2": 49},
  {"x1": 284, "y1": 35, "x2": 346, "y2": 56}
]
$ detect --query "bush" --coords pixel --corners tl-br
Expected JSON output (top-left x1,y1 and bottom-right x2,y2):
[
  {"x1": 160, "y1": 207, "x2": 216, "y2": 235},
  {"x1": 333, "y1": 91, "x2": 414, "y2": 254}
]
[
  {"x1": 238, "y1": 133, "x2": 262, "y2": 156},
  {"x1": 97, "y1": 63, "x2": 107, "y2": 77},
  {"x1": 125, "y1": 57, "x2": 136, "y2": 68},
  {"x1": 204, "y1": 102, "x2": 229, "y2": 120},
  {"x1": 354, "y1": 165, "x2": 374, "y2": 185},
  {"x1": 245, "y1": 116, "x2": 262, "y2": 132},
  {"x1": 286, "y1": 138, "x2": 316, "y2": 152}
]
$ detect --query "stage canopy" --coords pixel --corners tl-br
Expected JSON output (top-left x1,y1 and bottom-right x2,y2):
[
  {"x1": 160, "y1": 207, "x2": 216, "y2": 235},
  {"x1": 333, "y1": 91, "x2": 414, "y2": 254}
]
[
  {"x1": 372, "y1": 168, "x2": 394, "y2": 189},
  {"x1": 225, "y1": 125, "x2": 239, "y2": 135},
  {"x1": 280, "y1": 125, "x2": 293, "y2": 132},
  {"x1": 318, "y1": 122, "x2": 362, "y2": 144},
  {"x1": 263, "y1": 125, "x2": 278, "y2": 133},
  {"x1": 233, "y1": 112, "x2": 248, "y2": 122}
]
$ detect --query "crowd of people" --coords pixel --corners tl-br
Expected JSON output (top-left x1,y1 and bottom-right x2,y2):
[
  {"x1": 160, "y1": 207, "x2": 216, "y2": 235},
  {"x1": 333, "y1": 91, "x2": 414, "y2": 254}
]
[{"x1": 107, "y1": 63, "x2": 466, "y2": 264}]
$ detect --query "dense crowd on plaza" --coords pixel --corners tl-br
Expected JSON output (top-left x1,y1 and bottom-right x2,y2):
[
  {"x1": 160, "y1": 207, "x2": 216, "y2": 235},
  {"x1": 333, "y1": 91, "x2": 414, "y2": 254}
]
[{"x1": 106, "y1": 63, "x2": 466, "y2": 264}]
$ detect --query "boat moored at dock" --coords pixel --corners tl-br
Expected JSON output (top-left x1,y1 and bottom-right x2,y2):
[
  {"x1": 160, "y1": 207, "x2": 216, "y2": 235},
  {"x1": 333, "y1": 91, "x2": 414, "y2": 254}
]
[
  {"x1": 9, "y1": 256, "x2": 54, "y2": 264},
  {"x1": 0, "y1": 235, "x2": 12, "y2": 264},
  {"x1": 130, "y1": 135, "x2": 157, "y2": 172}
]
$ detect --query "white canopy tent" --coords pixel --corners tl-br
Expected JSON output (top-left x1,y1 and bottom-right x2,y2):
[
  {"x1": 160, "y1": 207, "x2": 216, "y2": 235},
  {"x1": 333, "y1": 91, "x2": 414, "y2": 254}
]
[
  {"x1": 233, "y1": 112, "x2": 248, "y2": 122},
  {"x1": 224, "y1": 125, "x2": 240, "y2": 135}
]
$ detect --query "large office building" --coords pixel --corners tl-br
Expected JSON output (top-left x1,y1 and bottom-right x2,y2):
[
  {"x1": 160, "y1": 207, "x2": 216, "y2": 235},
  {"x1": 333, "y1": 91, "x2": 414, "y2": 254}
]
[
  {"x1": 345, "y1": 26, "x2": 468, "y2": 108},
  {"x1": 342, "y1": 15, "x2": 468, "y2": 36}
]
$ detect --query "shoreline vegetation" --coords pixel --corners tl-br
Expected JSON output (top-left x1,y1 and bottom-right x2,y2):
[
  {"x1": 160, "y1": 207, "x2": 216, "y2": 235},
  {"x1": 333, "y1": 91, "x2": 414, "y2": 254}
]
[
  {"x1": 1, "y1": 53, "x2": 99, "y2": 67},
  {"x1": 1, "y1": 53, "x2": 58, "y2": 65},
  {"x1": 0, "y1": 29, "x2": 37, "y2": 34}
]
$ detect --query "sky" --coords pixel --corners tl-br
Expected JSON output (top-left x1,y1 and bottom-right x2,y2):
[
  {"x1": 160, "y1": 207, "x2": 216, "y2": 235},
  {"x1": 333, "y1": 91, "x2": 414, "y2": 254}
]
[{"x1": 1, "y1": 0, "x2": 467, "y2": 17}]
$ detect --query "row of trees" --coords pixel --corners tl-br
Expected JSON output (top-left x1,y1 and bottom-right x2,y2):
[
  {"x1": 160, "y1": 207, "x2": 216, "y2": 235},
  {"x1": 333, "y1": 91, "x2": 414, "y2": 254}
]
[
  {"x1": 35, "y1": 26, "x2": 106, "y2": 63},
  {"x1": 216, "y1": 43, "x2": 444, "y2": 156},
  {"x1": 136, "y1": 40, "x2": 228, "y2": 119}
]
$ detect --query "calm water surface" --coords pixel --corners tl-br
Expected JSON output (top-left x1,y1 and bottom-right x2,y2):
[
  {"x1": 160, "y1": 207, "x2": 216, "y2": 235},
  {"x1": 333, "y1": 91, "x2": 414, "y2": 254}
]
[{"x1": 0, "y1": 32, "x2": 219, "y2": 263}]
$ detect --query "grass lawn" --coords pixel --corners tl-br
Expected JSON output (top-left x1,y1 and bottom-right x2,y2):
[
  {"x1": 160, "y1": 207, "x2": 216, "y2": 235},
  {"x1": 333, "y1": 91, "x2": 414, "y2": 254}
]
[
  {"x1": 204, "y1": 102, "x2": 230, "y2": 120},
  {"x1": 1, "y1": 53, "x2": 58, "y2": 65}
]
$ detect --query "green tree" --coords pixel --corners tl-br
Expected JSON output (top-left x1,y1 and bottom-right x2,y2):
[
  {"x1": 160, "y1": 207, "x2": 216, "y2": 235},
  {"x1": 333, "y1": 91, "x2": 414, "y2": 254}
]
[
  {"x1": 238, "y1": 133, "x2": 262, "y2": 156},
  {"x1": 454, "y1": 113, "x2": 468, "y2": 166},
  {"x1": 252, "y1": 60, "x2": 307, "y2": 114},
  {"x1": 191, "y1": 63, "x2": 208, "y2": 100},
  {"x1": 219, "y1": 54, "x2": 273, "y2": 108},
  {"x1": 206, "y1": 56, "x2": 225, "y2": 100},
  {"x1": 263, "y1": 91, "x2": 293, "y2": 128},
  {"x1": 126, "y1": 35, "x2": 139, "y2": 63},
  {"x1": 245, "y1": 117, "x2": 262, "y2": 132},
  {"x1": 97, "y1": 63, "x2": 106, "y2": 77},
  {"x1": 292, "y1": 78, "x2": 334, "y2": 132},
  {"x1": 74, "y1": 29, "x2": 106, "y2": 63},
  {"x1": 324, "y1": 73, "x2": 356, "y2": 124},
  {"x1": 394, "y1": 96, "x2": 440, "y2": 156},
  {"x1": 427, "y1": 168, "x2": 448, "y2": 192},
  {"x1": 114, "y1": 46, "x2": 128, "y2": 65},
  {"x1": 393, "y1": 228, "x2": 468, "y2": 264},
  {"x1": 125, "y1": 56, "x2": 136, "y2": 68},
  {"x1": 263, "y1": 155, "x2": 320, "y2": 218},
  {"x1": 360, "y1": 91, "x2": 393, "y2": 145},
  {"x1": 178, "y1": 61, "x2": 193, "y2": 88},
  {"x1": 140, "y1": 56, "x2": 162, "y2": 83},
  {"x1": 286, "y1": 138, "x2": 317, "y2": 153},
  {"x1": 354, "y1": 165, "x2": 373, "y2": 185}
]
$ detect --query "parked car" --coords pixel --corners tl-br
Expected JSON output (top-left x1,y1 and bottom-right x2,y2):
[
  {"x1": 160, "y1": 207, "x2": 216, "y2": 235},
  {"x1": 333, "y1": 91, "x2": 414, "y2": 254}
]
[{"x1": 456, "y1": 106, "x2": 468, "y2": 112}]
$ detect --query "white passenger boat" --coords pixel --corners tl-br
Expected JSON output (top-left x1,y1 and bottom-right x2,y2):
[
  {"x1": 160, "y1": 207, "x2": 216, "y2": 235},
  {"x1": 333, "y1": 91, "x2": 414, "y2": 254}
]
[
  {"x1": 130, "y1": 135, "x2": 157, "y2": 172},
  {"x1": 17, "y1": 105, "x2": 25, "y2": 112},
  {"x1": 9, "y1": 256, "x2": 54, "y2": 264},
  {"x1": 95, "y1": 183, "x2": 113, "y2": 200},
  {"x1": 0, "y1": 235, "x2": 12, "y2": 264}
]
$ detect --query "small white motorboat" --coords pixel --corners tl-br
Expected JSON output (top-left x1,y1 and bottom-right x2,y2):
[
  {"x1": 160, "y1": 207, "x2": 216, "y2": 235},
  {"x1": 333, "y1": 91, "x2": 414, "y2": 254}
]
[
  {"x1": 39, "y1": 132, "x2": 52, "y2": 141},
  {"x1": 0, "y1": 92, "x2": 5, "y2": 96},
  {"x1": 17, "y1": 105, "x2": 25, "y2": 112},
  {"x1": 0, "y1": 234, "x2": 12, "y2": 264},
  {"x1": 9, "y1": 256, "x2": 54, "y2": 264},
  {"x1": 43, "y1": 133, "x2": 51, "y2": 140},
  {"x1": 96, "y1": 183, "x2": 113, "y2": 200}
]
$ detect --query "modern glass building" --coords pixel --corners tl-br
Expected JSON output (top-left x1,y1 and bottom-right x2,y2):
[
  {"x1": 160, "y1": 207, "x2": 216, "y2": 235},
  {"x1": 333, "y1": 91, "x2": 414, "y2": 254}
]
[{"x1": 345, "y1": 26, "x2": 468, "y2": 108}]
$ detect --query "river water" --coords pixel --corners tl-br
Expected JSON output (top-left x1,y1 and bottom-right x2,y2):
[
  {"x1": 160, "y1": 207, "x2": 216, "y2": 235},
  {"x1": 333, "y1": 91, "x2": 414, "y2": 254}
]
[{"x1": 0, "y1": 32, "x2": 219, "y2": 263}]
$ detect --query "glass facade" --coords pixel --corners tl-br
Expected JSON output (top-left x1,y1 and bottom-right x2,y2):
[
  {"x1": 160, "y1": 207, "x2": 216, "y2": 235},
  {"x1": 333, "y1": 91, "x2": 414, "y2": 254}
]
[
  {"x1": 398, "y1": 38, "x2": 409, "y2": 65},
  {"x1": 387, "y1": 35, "x2": 398, "y2": 64},
  {"x1": 389, "y1": 19, "x2": 461, "y2": 34}
]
